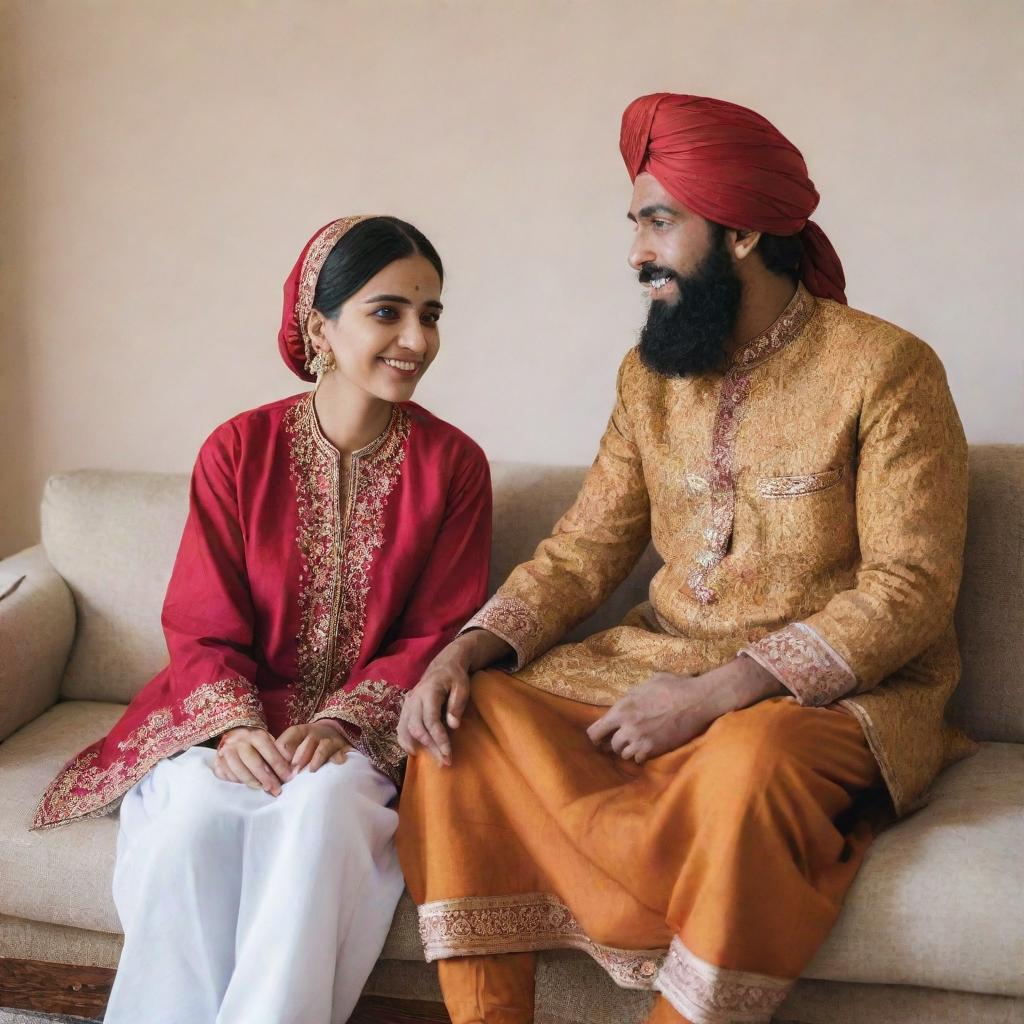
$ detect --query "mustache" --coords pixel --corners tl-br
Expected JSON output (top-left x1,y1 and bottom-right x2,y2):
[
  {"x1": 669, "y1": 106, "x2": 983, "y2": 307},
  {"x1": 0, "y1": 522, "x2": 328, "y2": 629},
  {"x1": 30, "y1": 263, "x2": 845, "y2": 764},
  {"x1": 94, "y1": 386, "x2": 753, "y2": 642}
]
[{"x1": 638, "y1": 264, "x2": 678, "y2": 286}]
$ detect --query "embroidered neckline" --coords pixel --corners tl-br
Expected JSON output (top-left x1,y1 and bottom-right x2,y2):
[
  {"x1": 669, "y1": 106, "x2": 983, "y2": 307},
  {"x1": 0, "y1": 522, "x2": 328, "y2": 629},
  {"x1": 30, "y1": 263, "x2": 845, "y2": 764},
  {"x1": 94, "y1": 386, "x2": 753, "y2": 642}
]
[
  {"x1": 731, "y1": 283, "x2": 815, "y2": 369},
  {"x1": 307, "y1": 393, "x2": 402, "y2": 463}
]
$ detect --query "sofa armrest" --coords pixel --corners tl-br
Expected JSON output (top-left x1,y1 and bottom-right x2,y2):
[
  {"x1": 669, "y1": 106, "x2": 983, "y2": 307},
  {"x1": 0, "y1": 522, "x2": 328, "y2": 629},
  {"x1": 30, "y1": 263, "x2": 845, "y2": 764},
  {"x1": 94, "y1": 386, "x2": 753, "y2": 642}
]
[{"x1": 0, "y1": 545, "x2": 76, "y2": 741}]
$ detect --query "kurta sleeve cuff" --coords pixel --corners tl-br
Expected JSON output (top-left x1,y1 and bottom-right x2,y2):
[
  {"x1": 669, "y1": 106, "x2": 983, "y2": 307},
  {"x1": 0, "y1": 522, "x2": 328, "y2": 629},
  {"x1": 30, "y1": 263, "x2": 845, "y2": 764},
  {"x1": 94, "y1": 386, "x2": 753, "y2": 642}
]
[
  {"x1": 459, "y1": 595, "x2": 543, "y2": 671},
  {"x1": 311, "y1": 680, "x2": 404, "y2": 784},
  {"x1": 741, "y1": 622, "x2": 857, "y2": 706}
]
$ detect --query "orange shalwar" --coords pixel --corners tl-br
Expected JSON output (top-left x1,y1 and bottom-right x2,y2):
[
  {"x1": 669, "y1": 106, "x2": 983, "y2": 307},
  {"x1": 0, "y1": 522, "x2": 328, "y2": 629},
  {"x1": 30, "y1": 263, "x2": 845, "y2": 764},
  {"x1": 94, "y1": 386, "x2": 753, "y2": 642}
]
[{"x1": 397, "y1": 671, "x2": 882, "y2": 1024}]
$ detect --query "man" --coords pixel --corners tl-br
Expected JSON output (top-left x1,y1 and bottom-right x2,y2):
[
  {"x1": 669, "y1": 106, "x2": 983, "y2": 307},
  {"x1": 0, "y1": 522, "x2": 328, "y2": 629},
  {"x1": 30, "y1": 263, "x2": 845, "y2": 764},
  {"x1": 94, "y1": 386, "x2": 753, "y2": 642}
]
[{"x1": 396, "y1": 93, "x2": 970, "y2": 1024}]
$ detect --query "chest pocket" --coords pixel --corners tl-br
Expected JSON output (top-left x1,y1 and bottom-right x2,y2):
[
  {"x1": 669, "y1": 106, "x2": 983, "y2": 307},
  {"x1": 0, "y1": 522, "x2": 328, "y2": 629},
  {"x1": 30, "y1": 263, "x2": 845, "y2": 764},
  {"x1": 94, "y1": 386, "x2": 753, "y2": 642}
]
[{"x1": 754, "y1": 466, "x2": 855, "y2": 564}]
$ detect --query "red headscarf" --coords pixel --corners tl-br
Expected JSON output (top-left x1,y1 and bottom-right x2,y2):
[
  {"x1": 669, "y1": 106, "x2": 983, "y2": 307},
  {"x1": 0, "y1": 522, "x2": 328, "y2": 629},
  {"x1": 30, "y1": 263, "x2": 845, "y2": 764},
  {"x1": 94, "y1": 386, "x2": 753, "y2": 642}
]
[
  {"x1": 278, "y1": 215, "x2": 375, "y2": 380},
  {"x1": 620, "y1": 93, "x2": 846, "y2": 304}
]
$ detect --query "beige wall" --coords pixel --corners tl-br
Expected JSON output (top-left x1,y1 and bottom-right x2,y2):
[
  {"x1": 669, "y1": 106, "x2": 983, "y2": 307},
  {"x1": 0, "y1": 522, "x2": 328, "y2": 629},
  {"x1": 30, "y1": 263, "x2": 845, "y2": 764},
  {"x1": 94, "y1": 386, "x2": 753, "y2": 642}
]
[{"x1": 1, "y1": 0, "x2": 1021, "y2": 556}]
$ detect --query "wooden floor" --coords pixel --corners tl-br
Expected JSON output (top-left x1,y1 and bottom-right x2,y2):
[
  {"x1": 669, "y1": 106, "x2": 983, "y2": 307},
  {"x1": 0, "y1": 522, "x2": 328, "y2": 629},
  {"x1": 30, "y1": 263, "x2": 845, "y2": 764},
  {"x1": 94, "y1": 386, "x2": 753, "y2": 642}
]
[{"x1": 0, "y1": 958, "x2": 451, "y2": 1022}]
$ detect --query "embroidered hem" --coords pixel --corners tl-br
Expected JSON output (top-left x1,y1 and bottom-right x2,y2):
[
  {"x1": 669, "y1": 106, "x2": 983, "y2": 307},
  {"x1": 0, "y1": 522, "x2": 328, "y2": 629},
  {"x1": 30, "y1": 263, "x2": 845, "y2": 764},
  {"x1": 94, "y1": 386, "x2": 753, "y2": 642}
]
[
  {"x1": 312, "y1": 678, "x2": 405, "y2": 785},
  {"x1": 32, "y1": 676, "x2": 266, "y2": 829},
  {"x1": 838, "y1": 695, "x2": 909, "y2": 814},
  {"x1": 461, "y1": 595, "x2": 542, "y2": 670},
  {"x1": 741, "y1": 622, "x2": 857, "y2": 706},
  {"x1": 417, "y1": 892, "x2": 664, "y2": 989},
  {"x1": 654, "y1": 937, "x2": 790, "y2": 1024}
]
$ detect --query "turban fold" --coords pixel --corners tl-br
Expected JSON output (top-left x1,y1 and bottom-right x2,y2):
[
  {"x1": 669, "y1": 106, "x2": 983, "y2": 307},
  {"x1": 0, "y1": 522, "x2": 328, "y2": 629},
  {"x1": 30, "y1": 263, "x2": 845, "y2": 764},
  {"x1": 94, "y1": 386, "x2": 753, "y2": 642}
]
[
  {"x1": 620, "y1": 93, "x2": 846, "y2": 304},
  {"x1": 278, "y1": 215, "x2": 375, "y2": 380}
]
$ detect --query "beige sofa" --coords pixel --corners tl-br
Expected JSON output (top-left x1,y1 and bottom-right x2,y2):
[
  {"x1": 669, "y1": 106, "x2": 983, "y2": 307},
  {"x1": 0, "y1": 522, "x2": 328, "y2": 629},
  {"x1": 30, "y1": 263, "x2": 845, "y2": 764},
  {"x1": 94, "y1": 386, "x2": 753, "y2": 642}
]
[{"x1": 1, "y1": 451, "x2": 1022, "y2": 1024}]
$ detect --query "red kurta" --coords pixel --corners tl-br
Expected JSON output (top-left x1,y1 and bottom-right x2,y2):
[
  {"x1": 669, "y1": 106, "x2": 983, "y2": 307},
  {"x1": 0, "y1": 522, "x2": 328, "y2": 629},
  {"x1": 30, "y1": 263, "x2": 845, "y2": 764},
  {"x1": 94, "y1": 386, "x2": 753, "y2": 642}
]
[{"x1": 35, "y1": 393, "x2": 492, "y2": 828}]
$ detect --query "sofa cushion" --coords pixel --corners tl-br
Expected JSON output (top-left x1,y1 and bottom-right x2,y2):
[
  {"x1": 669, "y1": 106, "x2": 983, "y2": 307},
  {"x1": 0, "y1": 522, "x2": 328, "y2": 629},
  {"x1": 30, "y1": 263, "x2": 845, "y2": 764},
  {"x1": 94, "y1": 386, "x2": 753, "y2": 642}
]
[
  {"x1": 950, "y1": 445, "x2": 1024, "y2": 743},
  {"x1": 0, "y1": 913, "x2": 123, "y2": 970},
  {"x1": 0, "y1": 701, "x2": 124, "y2": 933},
  {"x1": 805, "y1": 742, "x2": 1024, "y2": 996},
  {"x1": 42, "y1": 471, "x2": 188, "y2": 704},
  {"x1": 4, "y1": 694, "x2": 1020, "y2": 997}
]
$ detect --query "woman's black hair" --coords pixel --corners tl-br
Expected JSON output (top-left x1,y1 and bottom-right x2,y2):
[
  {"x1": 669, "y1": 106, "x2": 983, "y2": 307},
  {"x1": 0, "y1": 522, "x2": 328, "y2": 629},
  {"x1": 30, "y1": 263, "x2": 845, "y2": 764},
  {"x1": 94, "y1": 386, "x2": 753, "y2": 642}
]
[{"x1": 312, "y1": 216, "x2": 444, "y2": 319}]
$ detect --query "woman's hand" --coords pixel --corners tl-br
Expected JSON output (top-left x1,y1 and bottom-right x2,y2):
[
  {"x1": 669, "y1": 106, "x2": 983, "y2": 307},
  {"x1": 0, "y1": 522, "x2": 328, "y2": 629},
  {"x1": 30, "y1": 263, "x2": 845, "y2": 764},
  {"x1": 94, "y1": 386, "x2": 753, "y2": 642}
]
[
  {"x1": 213, "y1": 726, "x2": 294, "y2": 795},
  {"x1": 275, "y1": 722, "x2": 352, "y2": 774}
]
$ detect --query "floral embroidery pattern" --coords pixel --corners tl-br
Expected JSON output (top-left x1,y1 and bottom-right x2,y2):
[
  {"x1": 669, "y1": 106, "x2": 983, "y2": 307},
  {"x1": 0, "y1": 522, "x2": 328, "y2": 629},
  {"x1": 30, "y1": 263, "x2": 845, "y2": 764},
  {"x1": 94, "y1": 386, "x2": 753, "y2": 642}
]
[
  {"x1": 742, "y1": 621, "x2": 857, "y2": 706},
  {"x1": 313, "y1": 678, "x2": 405, "y2": 784},
  {"x1": 654, "y1": 936, "x2": 790, "y2": 1024},
  {"x1": 286, "y1": 395, "x2": 410, "y2": 725},
  {"x1": 295, "y1": 216, "x2": 372, "y2": 367},
  {"x1": 758, "y1": 467, "x2": 844, "y2": 498},
  {"x1": 33, "y1": 677, "x2": 265, "y2": 828},
  {"x1": 687, "y1": 372, "x2": 751, "y2": 605},
  {"x1": 733, "y1": 285, "x2": 816, "y2": 369},
  {"x1": 417, "y1": 893, "x2": 665, "y2": 989},
  {"x1": 686, "y1": 286, "x2": 816, "y2": 605},
  {"x1": 463, "y1": 595, "x2": 542, "y2": 670}
]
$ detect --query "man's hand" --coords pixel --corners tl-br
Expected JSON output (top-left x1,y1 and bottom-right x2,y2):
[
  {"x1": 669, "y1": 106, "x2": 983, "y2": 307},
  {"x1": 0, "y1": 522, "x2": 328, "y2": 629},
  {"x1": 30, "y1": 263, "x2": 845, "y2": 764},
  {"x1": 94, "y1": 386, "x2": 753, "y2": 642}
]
[
  {"x1": 398, "y1": 630, "x2": 512, "y2": 766},
  {"x1": 587, "y1": 657, "x2": 785, "y2": 764},
  {"x1": 213, "y1": 726, "x2": 294, "y2": 795},
  {"x1": 276, "y1": 722, "x2": 352, "y2": 774}
]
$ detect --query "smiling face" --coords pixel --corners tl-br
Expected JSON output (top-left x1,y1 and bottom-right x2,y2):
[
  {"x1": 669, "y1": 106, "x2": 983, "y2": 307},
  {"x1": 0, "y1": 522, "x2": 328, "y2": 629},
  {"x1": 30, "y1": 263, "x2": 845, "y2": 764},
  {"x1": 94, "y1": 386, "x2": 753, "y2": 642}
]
[
  {"x1": 628, "y1": 172, "x2": 745, "y2": 378},
  {"x1": 628, "y1": 172, "x2": 721, "y2": 298},
  {"x1": 307, "y1": 254, "x2": 443, "y2": 403}
]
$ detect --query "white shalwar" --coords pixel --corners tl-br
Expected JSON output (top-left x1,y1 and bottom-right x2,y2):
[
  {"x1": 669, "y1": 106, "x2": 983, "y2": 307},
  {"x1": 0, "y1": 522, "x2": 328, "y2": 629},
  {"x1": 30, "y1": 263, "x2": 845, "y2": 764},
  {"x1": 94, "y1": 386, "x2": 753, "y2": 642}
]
[{"x1": 104, "y1": 746, "x2": 403, "y2": 1024}]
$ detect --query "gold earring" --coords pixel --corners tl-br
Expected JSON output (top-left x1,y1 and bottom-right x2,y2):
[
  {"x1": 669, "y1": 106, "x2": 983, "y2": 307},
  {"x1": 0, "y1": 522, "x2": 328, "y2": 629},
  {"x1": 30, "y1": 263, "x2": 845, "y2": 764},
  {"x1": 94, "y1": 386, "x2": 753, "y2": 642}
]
[{"x1": 309, "y1": 350, "x2": 336, "y2": 377}]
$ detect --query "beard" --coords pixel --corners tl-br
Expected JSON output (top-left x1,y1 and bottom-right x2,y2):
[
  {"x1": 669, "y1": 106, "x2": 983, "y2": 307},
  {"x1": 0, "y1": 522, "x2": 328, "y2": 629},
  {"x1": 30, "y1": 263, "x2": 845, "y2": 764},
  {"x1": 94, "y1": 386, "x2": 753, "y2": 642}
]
[{"x1": 637, "y1": 231, "x2": 743, "y2": 378}]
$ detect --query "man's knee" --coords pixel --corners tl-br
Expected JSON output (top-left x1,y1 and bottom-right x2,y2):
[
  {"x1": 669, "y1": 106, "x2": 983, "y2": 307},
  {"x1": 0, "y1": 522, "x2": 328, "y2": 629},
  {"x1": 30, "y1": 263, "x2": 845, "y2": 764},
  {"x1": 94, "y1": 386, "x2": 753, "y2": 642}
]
[{"x1": 697, "y1": 699, "x2": 816, "y2": 792}]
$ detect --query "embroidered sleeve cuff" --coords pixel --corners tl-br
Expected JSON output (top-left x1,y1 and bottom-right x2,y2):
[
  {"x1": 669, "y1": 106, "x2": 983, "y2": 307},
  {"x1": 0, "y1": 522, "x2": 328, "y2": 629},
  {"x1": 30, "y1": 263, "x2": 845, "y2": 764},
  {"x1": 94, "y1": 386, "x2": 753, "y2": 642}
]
[
  {"x1": 741, "y1": 623, "x2": 857, "y2": 706},
  {"x1": 312, "y1": 679, "x2": 404, "y2": 785},
  {"x1": 458, "y1": 595, "x2": 543, "y2": 671}
]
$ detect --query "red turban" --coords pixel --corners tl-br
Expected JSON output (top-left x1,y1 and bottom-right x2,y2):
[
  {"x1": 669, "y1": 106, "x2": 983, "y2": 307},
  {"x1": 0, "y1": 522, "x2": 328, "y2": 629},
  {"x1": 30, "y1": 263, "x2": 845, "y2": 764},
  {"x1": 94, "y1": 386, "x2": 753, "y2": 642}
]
[
  {"x1": 278, "y1": 215, "x2": 375, "y2": 380},
  {"x1": 620, "y1": 93, "x2": 846, "y2": 304}
]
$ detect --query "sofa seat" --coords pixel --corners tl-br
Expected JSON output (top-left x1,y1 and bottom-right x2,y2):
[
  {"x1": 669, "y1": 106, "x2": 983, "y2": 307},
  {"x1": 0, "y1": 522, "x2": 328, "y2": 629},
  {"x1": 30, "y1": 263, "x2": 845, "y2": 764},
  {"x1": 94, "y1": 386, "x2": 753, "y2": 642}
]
[
  {"x1": 0, "y1": 702, "x2": 123, "y2": 935},
  {"x1": 2, "y1": 701, "x2": 1021, "y2": 1000}
]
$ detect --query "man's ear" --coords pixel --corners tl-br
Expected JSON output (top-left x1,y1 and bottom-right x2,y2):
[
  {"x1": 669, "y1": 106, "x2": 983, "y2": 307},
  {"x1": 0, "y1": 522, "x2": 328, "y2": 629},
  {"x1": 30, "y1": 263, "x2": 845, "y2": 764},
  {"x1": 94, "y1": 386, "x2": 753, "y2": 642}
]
[{"x1": 732, "y1": 228, "x2": 762, "y2": 262}]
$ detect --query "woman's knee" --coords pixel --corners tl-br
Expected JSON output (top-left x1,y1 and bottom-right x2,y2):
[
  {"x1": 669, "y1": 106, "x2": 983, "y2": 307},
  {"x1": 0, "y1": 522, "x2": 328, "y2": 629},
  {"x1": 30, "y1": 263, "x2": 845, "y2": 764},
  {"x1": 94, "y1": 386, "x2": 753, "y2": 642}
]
[
  {"x1": 129, "y1": 752, "x2": 244, "y2": 856},
  {"x1": 284, "y1": 754, "x2": 395, "y2": 820}
]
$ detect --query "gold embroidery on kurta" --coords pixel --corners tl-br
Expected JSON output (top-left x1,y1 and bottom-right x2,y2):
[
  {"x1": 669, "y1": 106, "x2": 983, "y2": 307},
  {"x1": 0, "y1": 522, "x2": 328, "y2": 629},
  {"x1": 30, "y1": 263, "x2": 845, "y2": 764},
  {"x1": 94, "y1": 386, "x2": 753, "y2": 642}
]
[
  {"x1": 743, "y1": 622, "x2": 857, "y2": 706},
  {"x1": 286, "y1": 395, "x2": 410, "y2": 726},
  {"x1": 758, "y1": 466, "x2": 844, "y2": 498},
  {"x1": 465, "y1": 595, "x2": 543, "y2": 669},
  {"x1": 455, "y1": 289, "x2": 967, "y2": 816},
  {"x1": 688, "y1": 286, "x2": 816, "y2": 605},
  {"x1": 33, "y1": 677, "x2": 265, "y2": 829},
  {"x1": 313, "y1": 678, "x2": 405, "y2": 784}
]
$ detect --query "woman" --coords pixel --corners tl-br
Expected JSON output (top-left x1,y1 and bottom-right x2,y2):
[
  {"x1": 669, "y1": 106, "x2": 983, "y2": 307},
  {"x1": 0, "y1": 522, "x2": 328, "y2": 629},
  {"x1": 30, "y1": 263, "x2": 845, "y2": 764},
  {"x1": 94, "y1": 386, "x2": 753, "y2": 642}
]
[{"x1": 33, "y1": 216, "x2": 492, "y2": 1024}]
